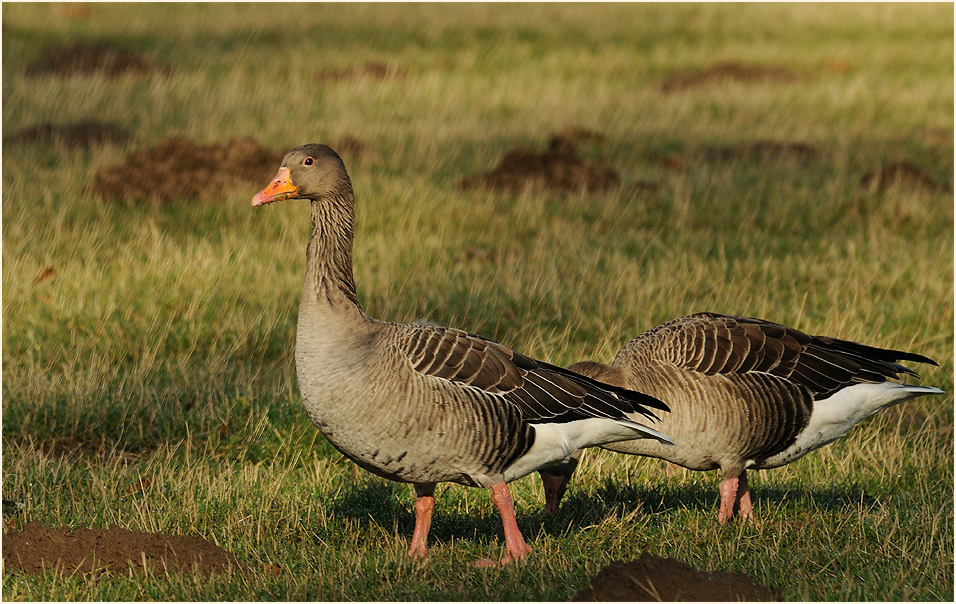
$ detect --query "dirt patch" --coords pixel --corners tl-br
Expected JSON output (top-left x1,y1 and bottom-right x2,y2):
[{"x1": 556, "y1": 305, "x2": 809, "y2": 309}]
[
  {"x1": 923, "y1": 128, "x2": 953, "y2": 146},
  {"x1": 26, "y1": 42, "x2": 170, "y2": 78},
  {"x1": 316, "y1": 61, "x2": 405, "y2": 82},
  {"x1": 825, "y1": 59, "x2": 851, "y2": 73},
  {"x1": 652, "y1": 141, "x2": 821, "y2": 173},
  {"x1": 332, "y1": 135, "x2": 370, "y2": 161},
  {"x1": 573, "y1": 554, "x2": 780, "y2": 601},
  {"x1": 35, "y1": 266, "x2": 56, "y2": 283},
  {"x1": 90, "y1": 135, "x2": 369, "y2": 203},
  {"x1": 90, "y1": 136, "x2": 284, "y2": 203},
  {"x1": 3, "y1": 121, "x2": 131, "y2": 149},
  {"x1": 558, "y1": 126, "x2": 609, "y2": 145},
  {"x1": 4, "y1": 434, "x2": 144, "y2": 461},
  {"x1": 860, "y1": 160, "x2": 946, "y2": 192},
  {"x1": 701, "y1": 140, "x2": 821, "y2": 163},
  {"x1": 458, "y1": 129, "x2": 620, "y2": 194},
  {"x1": 657, "y1": 155, "x2": 686, "y2": 173},
  {"x1": 660, "y1": 61, "x2": 799, "y2": 92},
  {"x1": 2, "y1": 522, "x2": 242, "y2": 576},
  {"x1": 53, "y1": 3, "x2": 93, "y2": 19}
]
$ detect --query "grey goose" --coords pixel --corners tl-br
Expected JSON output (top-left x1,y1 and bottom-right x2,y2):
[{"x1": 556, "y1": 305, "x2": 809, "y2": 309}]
[
  {"x1": 251, "y1": 144, "x2": 672, "y2": 564},
  {"x1": 538, "y1": 312, "x2": 943, "y2": 523}
]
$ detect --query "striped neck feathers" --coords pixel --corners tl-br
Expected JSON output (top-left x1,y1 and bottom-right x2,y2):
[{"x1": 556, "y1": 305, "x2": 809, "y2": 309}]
[{"x1": 306, "y1": 188, "x2": 361, "y2": 308}]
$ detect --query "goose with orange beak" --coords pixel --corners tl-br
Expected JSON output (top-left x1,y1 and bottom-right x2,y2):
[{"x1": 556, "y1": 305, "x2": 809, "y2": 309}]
[
  {"x1": 250, "y1": 143, "x2": 672, "y2": 565},
  {"x1": 252, "y1": 166, "x2": 297, "y2": 206}
]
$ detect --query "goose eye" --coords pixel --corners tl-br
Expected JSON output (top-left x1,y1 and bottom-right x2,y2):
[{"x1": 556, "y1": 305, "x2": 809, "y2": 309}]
[{"x1": 304, "y1": 157, "x2": 314, "y2": 166}]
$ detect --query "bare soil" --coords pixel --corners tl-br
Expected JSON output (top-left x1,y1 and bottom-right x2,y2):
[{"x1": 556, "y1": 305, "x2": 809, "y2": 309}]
[
  {"x1": 332, "y1": 135, "x2": 371, "y2": 161},
  {"x1": 700, "y1": 140, "x2": 821, "y2": 163},
  {"x1": 2, "y1": 522, "x2": 242, "y2": 576},
  {"x1": 90, "y1": 135, "x2": 370, "y2": 204},
  {"x1": 458, "y1": 129, "x2": 621, "y2": 194},
  {"x1": 26, "y1": 42, "x2": 170, "y2": 78},
  {"x1": 660, "y1": 61, "x2": 799, "y2": 92},
  {"x1": 860, "y1": 160, "x2": 946, "y2": 192},
  {"x1": 573, "y1": 553, "x2": 780, "y2": 601},
  {"x1": 4, "y1": 434, "x2": 146, "y2": 462},
  {"x1": 654, "y1": 140, "x2": 822, "y2": 173},
  {"x1": 90, "y1": 136, "x2": 284, "y2": 203},
  {"x1": 316, "y1": 61, "x2": 406, "y2": 82},
  {"x1": 3, "y1": 121, "x2": 131, "y2": 149}
]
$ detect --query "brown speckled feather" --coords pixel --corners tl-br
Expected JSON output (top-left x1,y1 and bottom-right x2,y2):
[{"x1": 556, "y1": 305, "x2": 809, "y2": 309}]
[
  {"x1": 541, "y1": 312, "x2": 940, "y2": 524},
  {"x1": 402, "y1": 323, "x2": 668, "y2": 425},
  {"x1": 603, "y1": 312, "x2": 937, "y2": 470},
  {"x1": 624, "y1": 313, "x2": 931, "y2": 398}
]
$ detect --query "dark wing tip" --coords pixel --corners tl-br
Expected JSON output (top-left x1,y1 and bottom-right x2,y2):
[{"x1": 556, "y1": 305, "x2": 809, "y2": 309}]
[
  {"x1": 618, "y1": 387, "x2": 670, "y2": 414},
  {"x1": 545, "y1": 359, "x2": 671, "y2": 416},
  {"x1": 903, "y1": 352, "x2": 939, "y2": 367}
]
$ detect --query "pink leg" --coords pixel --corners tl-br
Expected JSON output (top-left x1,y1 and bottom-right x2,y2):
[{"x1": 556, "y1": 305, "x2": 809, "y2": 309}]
[
  {"x1": 717, "y1": 475, "x2": 740, "y2": 525},
  {"x1": 407, "y1": 483, "x2": 435, "y2": 559},
  {"x1": 475, "y1": 481, "x2": 533, "y2": 567},
  {"x1": 737, "y1": 471, "x2": 753, "y2": 521},
  {"x1": 718, "y1": 471, "x2": 754, "y2": 524},
  {"x1": 540, "y1": 472, "x2": 567, "y2": 517}
]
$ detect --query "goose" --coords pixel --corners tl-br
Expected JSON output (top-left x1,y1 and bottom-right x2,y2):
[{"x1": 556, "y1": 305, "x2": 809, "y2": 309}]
[
  {"x1": 537, "y1": 312, "x2": 943, "y2": 523},
  {"x1": 250, "y1": 144, "x2": 672, "y2": 564}
]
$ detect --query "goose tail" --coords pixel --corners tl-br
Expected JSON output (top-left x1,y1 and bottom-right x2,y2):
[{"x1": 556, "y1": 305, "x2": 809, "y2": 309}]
[{"x1": 618, "y1": 418, "x2": 674, "y2": 445}]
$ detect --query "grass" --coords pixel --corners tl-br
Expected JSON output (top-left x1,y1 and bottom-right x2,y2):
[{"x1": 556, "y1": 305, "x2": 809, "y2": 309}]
[{"x1": 2, "y1": 2, "x2": 953, "y2": 600}]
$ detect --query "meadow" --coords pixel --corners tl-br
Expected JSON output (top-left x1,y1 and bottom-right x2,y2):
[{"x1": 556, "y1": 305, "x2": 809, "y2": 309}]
[{"x1": 2, "y1": 2, "x2": 953, "y2": 600}]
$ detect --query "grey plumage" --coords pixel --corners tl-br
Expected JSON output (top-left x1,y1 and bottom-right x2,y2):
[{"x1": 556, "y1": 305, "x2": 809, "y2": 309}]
[
  {"x1": 539, "y1": 312, "x2": 943, "y2": 522},
  {"x1": 252, "y1": 143, "x2": 671, "y2": 562}
]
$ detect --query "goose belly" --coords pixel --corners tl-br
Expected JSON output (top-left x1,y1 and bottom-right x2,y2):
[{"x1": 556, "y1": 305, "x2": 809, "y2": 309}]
[
  {"x1": 294, "y1": 352, "x2": 530, "y2": 487},
  {"x1": 297, "y1": 372, "x2": 458, "y2": 484},
  {"x1": 602, "y1": 434, "x2": 723, "y2": 471},
  {"x1": 601, "y1": 384, "x2": 766, "y2": 472}
]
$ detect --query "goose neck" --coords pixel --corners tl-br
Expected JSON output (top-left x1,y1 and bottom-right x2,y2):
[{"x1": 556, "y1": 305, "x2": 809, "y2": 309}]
[{"x1": 305, "y1": 192, "x2": 361, "y2": 308}]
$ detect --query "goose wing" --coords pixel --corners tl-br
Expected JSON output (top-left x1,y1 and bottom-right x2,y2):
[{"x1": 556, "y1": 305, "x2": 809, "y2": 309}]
[
  {"x1": 401, "y1": 323, "x2": 668, "y2": 425},
  {"x1": 620, "y1": 312, "x2": 937, "y2": 399}
]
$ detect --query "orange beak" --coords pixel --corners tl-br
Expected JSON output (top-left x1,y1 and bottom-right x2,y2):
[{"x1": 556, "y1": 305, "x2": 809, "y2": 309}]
[{"x1": 251, "y1": 167, "x2": 298, "y2": 206}]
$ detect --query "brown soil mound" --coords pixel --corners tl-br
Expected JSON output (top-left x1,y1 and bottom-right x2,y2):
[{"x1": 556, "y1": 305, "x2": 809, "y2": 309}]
[
  {"x1": 701, "y1": 140, "x2": 821, "y2": 163},
  {"x1": 860, "y1": 160, "x2": 945, "y2": 192},
  {"x1": 332, "y1": 135, "x2": 370, "y2": 160},
  {"x1": 654, "y1": 141, "x2": 820, "y2": 173},
  {"x1": 3, "y1": 121, "x2": 131, "y2": 149},
  {"x1": 53, "y1": 3, "x2": 93, "y2": 19},
  {"x1": 661, "y1": 61, "x2": 798, "y2": 92},
  {"x1": 573, "y1": 554, "x2": 780, "y2": 602},
  {"x1": 90, "y1": 136, "x2": 284, "y2": 203},
  {"x1": 458, "y1": 131, "x2": 620, "y2": 194},
  {"x1": 26, "y1": 42, "x2": 170, "y2": 78},
  {"x1": 2, "y1": 522, "x2": 241, "y2": 576},
  {"x1": 316, "y1": 61, "x2": 406, "y2": 82}
]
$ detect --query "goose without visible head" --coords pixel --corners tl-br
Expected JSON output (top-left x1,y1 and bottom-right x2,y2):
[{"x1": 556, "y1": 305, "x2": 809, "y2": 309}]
[
  {"x1": 251, "y1": 144, "x2": 672, "y2": 564},
  {"x1": 538, "y1": 312, "x2": 943, "y2": 523}
]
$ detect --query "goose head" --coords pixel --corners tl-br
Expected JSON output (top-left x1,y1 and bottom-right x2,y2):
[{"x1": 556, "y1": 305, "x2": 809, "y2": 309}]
[{"x1": 252, "y1": 143, "x2": 350, "y2": 206}]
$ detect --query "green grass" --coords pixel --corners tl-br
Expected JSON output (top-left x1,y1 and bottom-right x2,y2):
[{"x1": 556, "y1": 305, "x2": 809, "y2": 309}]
[{"x1": 2, "y1": 2, "x2": 953, "y2": 600}]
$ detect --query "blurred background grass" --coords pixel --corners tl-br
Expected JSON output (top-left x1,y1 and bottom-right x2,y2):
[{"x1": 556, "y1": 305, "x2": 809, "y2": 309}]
[{"x1": 2, "y1": 2, "x2": 953, "y2": 600}]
